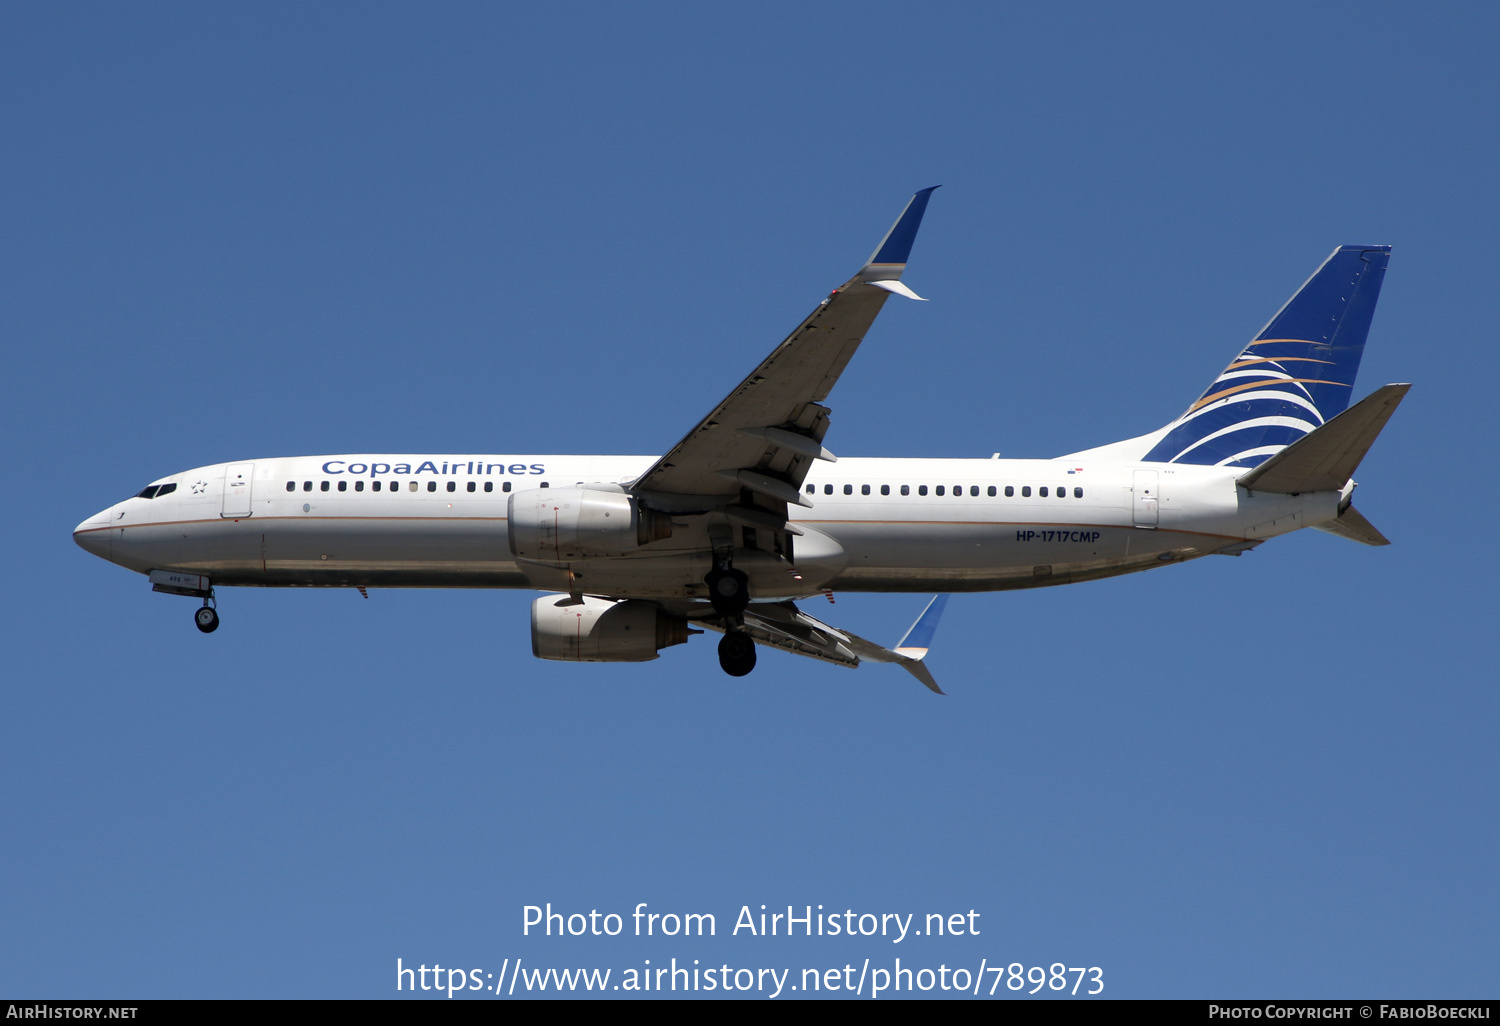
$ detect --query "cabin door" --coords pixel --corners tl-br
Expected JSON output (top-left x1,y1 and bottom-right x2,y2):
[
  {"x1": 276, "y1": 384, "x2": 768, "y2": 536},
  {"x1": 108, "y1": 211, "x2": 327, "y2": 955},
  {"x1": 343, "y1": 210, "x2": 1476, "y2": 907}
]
[
  {"x1": 222, "y1": 463, "x2": 255, "y2": 518},
  {"x1": 1132, "y1": 470, "x2": 1159, "y2": 528}
]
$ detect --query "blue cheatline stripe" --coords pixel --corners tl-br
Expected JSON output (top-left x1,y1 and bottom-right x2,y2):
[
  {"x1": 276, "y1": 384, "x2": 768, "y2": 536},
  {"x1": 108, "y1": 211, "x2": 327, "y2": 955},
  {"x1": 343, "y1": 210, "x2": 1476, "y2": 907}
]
[
  {"x1": 868, "y1": 187, "x2": 941, "y2": 267},
  {"x1": 897, "y1": 594, "x2": 949, "y2": 651}
]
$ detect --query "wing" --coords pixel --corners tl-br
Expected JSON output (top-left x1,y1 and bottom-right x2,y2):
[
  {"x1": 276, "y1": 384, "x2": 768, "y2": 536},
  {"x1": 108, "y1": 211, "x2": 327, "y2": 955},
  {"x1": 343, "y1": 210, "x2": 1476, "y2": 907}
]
[
  {"x1": 694, "y1": 595, "x2": 950, "y2": 695},
  {"x1": 631, "y1": 187, "x2": 939, "y2": 524}
]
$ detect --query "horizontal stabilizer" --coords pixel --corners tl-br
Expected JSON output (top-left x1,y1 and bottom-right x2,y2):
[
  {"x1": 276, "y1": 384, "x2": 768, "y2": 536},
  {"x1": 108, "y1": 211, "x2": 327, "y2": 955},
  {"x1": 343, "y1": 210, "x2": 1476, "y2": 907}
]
[
  {"x1": 1312, "y1": 505, "x2": 1390, "y2": 546},
  {"x1": 1238, "y1": 383, "x2": 1410, "y2": 494}
]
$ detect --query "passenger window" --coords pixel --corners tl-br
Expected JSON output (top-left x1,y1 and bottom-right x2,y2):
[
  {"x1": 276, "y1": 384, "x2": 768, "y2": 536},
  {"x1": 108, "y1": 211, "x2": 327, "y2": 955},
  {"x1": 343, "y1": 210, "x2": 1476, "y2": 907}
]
[
  {"x1": 285, "y1": 481, "x2": 295, "y2": 492},
  {"x1": 824, "y1": 484, "x2": 833, "y2": 495},
  {"x1": 880, "y1": 484, "x2": 890, "y2": 496},
  {"x1": 337, "y1": 480, "x2": 347, "y2": 492},
  {"x1": 355, "y1": 481, "x2": 364, "y2": 492},
  {"x1": 918, "y1": 485, "x2": 928, "y2": 496},
  {"x1": 372, "y1": 481, "x2": 382, "y2": 492},
  {"x1": 427, "y1": 481, "x2": 437, "y2": 492},
  {"x1": 1074, "y1": 487, "x2": 1083, "y2": 498},
  {"x1": 503, "y1": 481, "x2": 512, "y2": 492},
  {"x1": 861, "y1": 484, "x2": 870, "y2": 495},
  {"x1": 900, "y1": 485, "x2": 910, "y2": 496},
  {"x1": 1005, "y1": 486, "x2": 1014, "y2": 497},
  {"x1": 447, "y1": 481, "x2": 456, "y2": 492},
  {"x1": 806, "y1": 484, "x2": 815, "y2": 494},
  {"x1": 1022, "y1": 486, "x2": 1031, "y2": 497},
  {"x1": 843, "y1": 484, "x2": 853, "y2": 495},
  {"x1": 467, "y1": 481, "x2": 476, "y2": 492},
  {"x1": 1039, "y1": 486, "x2": 1048, "y2": 497},
  {"x1": 970, "y1": 486, "x2": 979, "y2": 496},
  {"x1": 988, "y1": 486, "x2": 996, "y2": 496},
  {"x1": 408, "y1": 482, "x2": 418, "y2": 492},
  {"x1": 540, "y1": 482, "x2": 549, "y2": 488},
  {"x1": 303, "y1": 481, "x2": 312, "y2": 492},
  {"x1": 321, "y1": 481, "x2": 330, "y2": 492},
  {"x1": 391, "y1": 481, "x2": 399, "y2": 492},
  {"x1": 484, "y1": 481, "x2": 493, "y2": 493},
  {"x1": 936, "y1": 486, "x2": 945, "y2": 496},
  {"x1": 1057, "y1": 486, "x2": 1067, "y2": 498}
]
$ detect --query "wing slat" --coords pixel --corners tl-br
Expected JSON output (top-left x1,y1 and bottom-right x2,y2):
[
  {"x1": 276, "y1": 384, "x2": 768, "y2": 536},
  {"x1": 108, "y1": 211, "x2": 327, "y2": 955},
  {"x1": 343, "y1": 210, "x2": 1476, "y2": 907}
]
[{"x1": 632, "y1": 189, "x2": 938, "y2": 500}]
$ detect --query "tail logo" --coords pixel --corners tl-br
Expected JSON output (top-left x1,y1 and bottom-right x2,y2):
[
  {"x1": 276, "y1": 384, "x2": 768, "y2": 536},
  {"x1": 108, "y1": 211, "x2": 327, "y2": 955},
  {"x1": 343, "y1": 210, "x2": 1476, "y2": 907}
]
[
  {"x1": 1141, "y1": 245, "x2": 1389, "y2": 469},
  {"x1": 1143, "y1": 341, "x2": 1347, "y2": 467}
]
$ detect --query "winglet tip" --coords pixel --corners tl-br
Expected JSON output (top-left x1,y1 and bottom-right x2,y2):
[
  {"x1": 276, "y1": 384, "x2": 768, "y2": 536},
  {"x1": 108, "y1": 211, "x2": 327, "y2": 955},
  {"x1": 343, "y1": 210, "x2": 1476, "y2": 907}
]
[
  {"x1": 897, "y1": 594, "x2": 949, "y2": 651},
  {"x1": 864, "y1": 187, "x2": 941, "y2": 270}
]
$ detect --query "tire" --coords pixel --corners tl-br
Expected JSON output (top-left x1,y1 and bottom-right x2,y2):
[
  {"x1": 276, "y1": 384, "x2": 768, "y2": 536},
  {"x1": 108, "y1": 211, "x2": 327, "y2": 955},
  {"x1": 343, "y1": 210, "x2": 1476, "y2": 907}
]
[
  {"x1": 195, "y1": 606, "x2": 219, "y2": 633},
  {"x1": 717, "y1": 630, "x2": 756, "y2": 677},
  {"x1": 704, "y1": 567, "x2": 750, "y2": 617}
]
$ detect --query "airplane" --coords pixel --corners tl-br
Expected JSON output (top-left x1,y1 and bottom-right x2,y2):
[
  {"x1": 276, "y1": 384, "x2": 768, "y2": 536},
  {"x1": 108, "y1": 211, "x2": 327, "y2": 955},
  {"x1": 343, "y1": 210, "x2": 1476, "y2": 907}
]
[{"x1": 73, "y1": 189, "x2": 1407, "y2": 694}]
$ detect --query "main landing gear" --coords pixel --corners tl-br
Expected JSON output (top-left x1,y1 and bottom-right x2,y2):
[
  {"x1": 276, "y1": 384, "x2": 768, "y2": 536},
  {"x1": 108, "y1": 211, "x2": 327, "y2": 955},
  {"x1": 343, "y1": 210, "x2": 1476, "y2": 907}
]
[
  {"x1": 704, "y1": 566, "x2": 749, "y2": 617},
  {"x1": 194, "y1": 592, "x2": 219, "y2": 634},
  {"x1": 705, "y1": 563, "x2": 755, "y2": 676},
  {"x1": 717, "y1": 629, "x2": 756, "y2": 677}
]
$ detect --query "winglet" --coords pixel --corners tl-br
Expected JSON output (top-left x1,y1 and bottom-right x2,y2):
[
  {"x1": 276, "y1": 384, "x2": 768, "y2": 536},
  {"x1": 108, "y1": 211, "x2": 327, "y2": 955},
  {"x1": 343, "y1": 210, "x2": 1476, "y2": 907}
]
[
  {"x1": 894, "y1": 594, "x2": 948, "y2": 659},
  {"x1": 860, "y1": 186, "x2": 940, "y2": 282},
  {"x1": 867, "y1": 279, "x2": 928, "y2": 301},
  {"x1": 893, "y1": 594, "x2": 948, "y2": 694},
  {"x1": 902, "y1": 659, "x2": 945, "y2": 695}
]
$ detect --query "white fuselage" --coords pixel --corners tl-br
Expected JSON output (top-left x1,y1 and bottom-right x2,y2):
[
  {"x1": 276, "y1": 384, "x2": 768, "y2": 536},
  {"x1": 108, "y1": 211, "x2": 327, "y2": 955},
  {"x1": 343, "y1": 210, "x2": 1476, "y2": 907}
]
[{"x1": 73, "y1": 453, "x2": 1339, "y2": 600}]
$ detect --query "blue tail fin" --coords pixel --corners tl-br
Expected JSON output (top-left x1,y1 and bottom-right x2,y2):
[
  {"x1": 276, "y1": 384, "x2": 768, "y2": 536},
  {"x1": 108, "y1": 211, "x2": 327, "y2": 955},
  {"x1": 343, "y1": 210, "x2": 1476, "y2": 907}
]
[{"x1": 1140, "y1": 246, "x2": 1390, "y2": 468}]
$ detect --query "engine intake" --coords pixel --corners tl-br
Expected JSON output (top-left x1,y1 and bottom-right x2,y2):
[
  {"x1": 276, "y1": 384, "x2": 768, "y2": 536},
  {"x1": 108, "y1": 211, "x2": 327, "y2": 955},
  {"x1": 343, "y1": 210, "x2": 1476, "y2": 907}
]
[
  {"x1": 508, "y1": 485, "x2": 671, "y2": 564},
  {"x1": 531, "y1": 595, "x2": 691, "y2": 662}
]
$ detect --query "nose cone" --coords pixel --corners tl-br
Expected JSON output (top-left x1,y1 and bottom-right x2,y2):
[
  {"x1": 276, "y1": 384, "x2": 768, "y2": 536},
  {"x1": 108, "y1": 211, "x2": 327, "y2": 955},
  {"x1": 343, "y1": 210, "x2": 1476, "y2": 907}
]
[{"x1": 74, "y1": 511, "x2": 114, "y2": 561}]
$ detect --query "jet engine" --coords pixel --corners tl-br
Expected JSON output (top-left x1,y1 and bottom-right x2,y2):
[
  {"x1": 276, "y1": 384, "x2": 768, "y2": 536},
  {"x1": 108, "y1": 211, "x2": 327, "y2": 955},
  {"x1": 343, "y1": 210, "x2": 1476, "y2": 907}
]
[
  {"x1": 531, "y1": 595, "x2": 692, "y2": 662},
  {"x1": 508, "y1": 484, "x2": 672, "y2": 564}
]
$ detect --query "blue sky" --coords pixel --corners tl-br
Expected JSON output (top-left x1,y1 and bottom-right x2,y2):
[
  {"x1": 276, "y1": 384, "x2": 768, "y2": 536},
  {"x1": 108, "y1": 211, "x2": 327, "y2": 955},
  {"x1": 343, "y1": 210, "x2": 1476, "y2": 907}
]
[{"x1": 4, "y1": 2, "x2": 1497, "y2": 999}]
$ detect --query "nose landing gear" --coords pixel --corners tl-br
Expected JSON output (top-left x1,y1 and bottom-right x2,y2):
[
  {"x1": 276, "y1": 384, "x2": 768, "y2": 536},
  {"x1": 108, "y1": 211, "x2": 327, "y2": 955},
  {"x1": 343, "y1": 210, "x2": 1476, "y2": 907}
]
[{"x1": 194, "y1": 591, "x2": 219, "y2": 633}]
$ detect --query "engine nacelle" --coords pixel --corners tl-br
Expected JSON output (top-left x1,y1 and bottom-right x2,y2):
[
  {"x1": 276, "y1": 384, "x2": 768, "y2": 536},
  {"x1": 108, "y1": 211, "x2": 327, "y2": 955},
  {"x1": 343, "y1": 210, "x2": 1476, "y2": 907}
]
[
  {"x1": 508, "y1": 484, "x2": 671, "y2": 564},
  {"x1": 531, "y1": 595, "x2": 691, "y2": 662}
]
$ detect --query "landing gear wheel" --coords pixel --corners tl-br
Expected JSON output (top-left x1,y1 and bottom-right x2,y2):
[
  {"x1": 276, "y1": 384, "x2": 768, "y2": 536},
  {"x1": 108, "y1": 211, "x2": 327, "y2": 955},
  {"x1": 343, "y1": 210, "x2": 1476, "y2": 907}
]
[
  {"x1": 195, "y1": 606, "x2": 219, "y2": 633},
  {"x1": 704, "y1": 567, "x2": 750, "y2": 617},
  {"x1": 718, "y1": 630, "x2": 757, "y2": 677}
]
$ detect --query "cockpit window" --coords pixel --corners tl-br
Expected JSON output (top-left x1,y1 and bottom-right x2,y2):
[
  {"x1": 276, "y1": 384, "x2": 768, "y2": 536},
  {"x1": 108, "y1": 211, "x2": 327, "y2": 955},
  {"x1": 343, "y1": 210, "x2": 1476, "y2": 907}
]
[
  {"x1": 136, "y1": 485, "x2": 159, "y2": 499},
  {"x1": 155, "y1": 483, "x2": 176, "y2": 497}
]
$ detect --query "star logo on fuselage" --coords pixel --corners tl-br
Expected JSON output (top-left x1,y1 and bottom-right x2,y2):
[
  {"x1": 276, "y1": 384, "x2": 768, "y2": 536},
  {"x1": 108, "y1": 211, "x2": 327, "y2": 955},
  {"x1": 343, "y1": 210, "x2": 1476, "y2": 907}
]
[{"x1": 191, "y1": 481, "x2": 208, "y2": 495}]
